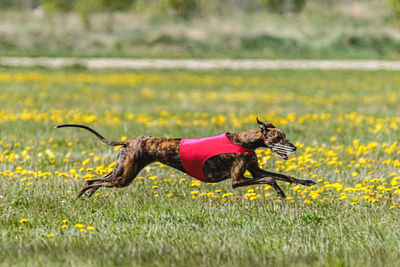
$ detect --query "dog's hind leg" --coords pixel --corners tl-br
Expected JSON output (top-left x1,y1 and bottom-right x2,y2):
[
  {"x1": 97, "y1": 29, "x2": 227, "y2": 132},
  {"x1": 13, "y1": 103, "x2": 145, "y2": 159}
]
[
  {"x1": 77, "y1": 172, "x2": 114, "y2": 198},
  {"x1": 77, "y1": 162, "x2": 147, "y2": 198},
  {"x1": 77, "y1": 145, "x2": 151, "y2": 198},
  {"x1": 77, "y1": 147, "x2": 128, "y2": 198}
]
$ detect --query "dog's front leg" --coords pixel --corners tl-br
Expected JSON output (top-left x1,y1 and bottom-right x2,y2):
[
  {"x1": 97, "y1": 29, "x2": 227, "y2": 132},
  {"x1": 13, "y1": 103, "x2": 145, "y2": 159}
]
[
  {"x1": 246, "y1": 154, "x2": 315, "y2": 186},
  {"x1": 230, "y1": 157, "x2": 286, "y2": 199},
  {"x1": 258, "y1": 170, "x2": 315, "y2": 186},
  {"x1": 250, "y1": 168, "x2": 316, "y2": 186}
]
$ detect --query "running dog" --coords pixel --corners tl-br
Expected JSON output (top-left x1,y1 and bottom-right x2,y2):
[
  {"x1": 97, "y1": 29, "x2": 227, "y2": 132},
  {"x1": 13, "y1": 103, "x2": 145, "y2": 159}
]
[{"x1": 56, "y1": 118, "x2": 315, "y2": 198}]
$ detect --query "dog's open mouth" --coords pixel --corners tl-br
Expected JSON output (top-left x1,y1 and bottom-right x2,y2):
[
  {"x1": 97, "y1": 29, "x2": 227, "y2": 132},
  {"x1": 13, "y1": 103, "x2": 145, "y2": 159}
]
[{"x1": 276, "y1": 151, "x2": 289, "y2": 160}]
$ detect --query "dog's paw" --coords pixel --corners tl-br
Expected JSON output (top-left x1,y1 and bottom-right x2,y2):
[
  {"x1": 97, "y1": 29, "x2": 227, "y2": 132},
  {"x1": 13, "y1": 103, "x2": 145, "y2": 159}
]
[{"x1": 303, "y1": 180, "x2": 316, "y2": 186}]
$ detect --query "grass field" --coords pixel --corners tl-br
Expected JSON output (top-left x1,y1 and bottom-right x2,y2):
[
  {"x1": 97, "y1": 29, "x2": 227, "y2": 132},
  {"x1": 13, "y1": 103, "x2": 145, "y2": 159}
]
[{"x1": 1, "y1": 67, "x2": 400, "y2": 266}]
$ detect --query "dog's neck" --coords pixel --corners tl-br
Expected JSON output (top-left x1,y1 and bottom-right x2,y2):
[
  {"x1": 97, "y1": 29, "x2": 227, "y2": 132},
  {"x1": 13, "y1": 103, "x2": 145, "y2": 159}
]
[{"x1": 227, "y1": 129, "x2": 265, "y2": 150}]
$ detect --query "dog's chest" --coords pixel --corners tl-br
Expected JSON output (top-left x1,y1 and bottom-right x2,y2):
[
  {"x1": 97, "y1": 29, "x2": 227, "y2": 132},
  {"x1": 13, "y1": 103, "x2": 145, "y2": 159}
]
[{"x1": 202, "y1": 154, "x2": 242, "y2": 182}]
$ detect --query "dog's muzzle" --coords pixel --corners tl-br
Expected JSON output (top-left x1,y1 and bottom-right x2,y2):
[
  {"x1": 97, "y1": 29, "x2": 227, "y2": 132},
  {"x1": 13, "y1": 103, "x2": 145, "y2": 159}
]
[{"x1": 267, "y1": 143, "x2": 296, "y2": 160}]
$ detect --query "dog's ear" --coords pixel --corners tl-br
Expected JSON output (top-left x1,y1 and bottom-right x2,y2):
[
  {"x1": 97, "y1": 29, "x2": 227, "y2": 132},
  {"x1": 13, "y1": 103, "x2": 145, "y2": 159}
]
[{"x1": 256, "y1": 117, "x2": 275, "y2": 134}]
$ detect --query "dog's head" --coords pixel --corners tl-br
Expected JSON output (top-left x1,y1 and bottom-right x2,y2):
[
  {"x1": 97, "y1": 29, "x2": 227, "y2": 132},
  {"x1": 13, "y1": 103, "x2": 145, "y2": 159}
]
[{"x1": 257, "y1": 117, "x2": 296, "y2": 160}]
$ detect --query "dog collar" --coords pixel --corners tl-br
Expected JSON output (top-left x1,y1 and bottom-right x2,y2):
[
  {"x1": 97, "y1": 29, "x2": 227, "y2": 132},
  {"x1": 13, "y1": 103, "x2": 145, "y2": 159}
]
[{"x1": 262, "y1": 135, "x2": 271, "y2": 148}]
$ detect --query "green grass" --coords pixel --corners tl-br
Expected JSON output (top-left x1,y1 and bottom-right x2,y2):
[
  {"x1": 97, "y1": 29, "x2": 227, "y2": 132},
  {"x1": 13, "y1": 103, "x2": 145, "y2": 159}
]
[{"x1": 1, "y1": 67, "x2": 400, "y2": 266}]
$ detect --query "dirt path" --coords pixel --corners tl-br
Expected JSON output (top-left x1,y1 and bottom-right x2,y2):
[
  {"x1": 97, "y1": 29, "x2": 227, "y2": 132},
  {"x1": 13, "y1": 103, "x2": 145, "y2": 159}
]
[{"x1": 1, "y1": 57, "x2": 400, "y2": 70}]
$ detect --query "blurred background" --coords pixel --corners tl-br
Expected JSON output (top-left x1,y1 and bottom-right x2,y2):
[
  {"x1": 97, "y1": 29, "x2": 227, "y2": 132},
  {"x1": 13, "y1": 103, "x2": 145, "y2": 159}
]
[{"x1": 0, "y1": 0, "x2": 399, "y2": 59}]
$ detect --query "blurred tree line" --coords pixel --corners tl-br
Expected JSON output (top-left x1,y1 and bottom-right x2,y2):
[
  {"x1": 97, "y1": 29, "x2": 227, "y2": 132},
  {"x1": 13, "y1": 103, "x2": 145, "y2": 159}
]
[
  {"x1": 0, "y1": 0, "x2": 313, "y2": 29},
  {"x1": 388, "y1": 0, "x2": 400, "y2": 17},
  {"x1": 0, "y1": 0, "x2": 398, "y2": 21},
  {"x1": 0, "y1": 0, "x2": 310, "y2": 16}
]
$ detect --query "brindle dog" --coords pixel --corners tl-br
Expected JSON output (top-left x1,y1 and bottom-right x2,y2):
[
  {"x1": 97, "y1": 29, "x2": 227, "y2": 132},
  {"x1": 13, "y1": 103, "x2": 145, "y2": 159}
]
[{"x1": 56, "y1": 118, "x2": 315, "y2": 198}]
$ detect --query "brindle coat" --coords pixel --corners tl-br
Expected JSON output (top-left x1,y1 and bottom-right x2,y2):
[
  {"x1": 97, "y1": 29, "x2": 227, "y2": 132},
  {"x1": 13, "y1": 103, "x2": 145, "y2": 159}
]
[{"x1": 56, "y1": 119, "x2": 315, "y2": 198}]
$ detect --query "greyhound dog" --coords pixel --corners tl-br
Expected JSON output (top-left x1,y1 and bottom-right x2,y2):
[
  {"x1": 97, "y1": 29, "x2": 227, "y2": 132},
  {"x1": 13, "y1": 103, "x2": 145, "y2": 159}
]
[{"x1": 56, "y1": 118, "x2": 315, "y2": 198}]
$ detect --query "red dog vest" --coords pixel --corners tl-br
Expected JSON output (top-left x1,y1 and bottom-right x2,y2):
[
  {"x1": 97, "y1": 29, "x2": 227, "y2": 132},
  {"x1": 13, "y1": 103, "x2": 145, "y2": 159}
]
[{"x1": 179, "y1": 133, "x2": 253, "y2": 182}]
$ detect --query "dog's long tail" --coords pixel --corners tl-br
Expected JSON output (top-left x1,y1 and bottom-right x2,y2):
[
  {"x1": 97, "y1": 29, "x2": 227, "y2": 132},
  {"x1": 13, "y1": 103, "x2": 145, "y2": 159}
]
[{"x1": 55, "y1": 124, "x2": 127, "y2": 146}]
